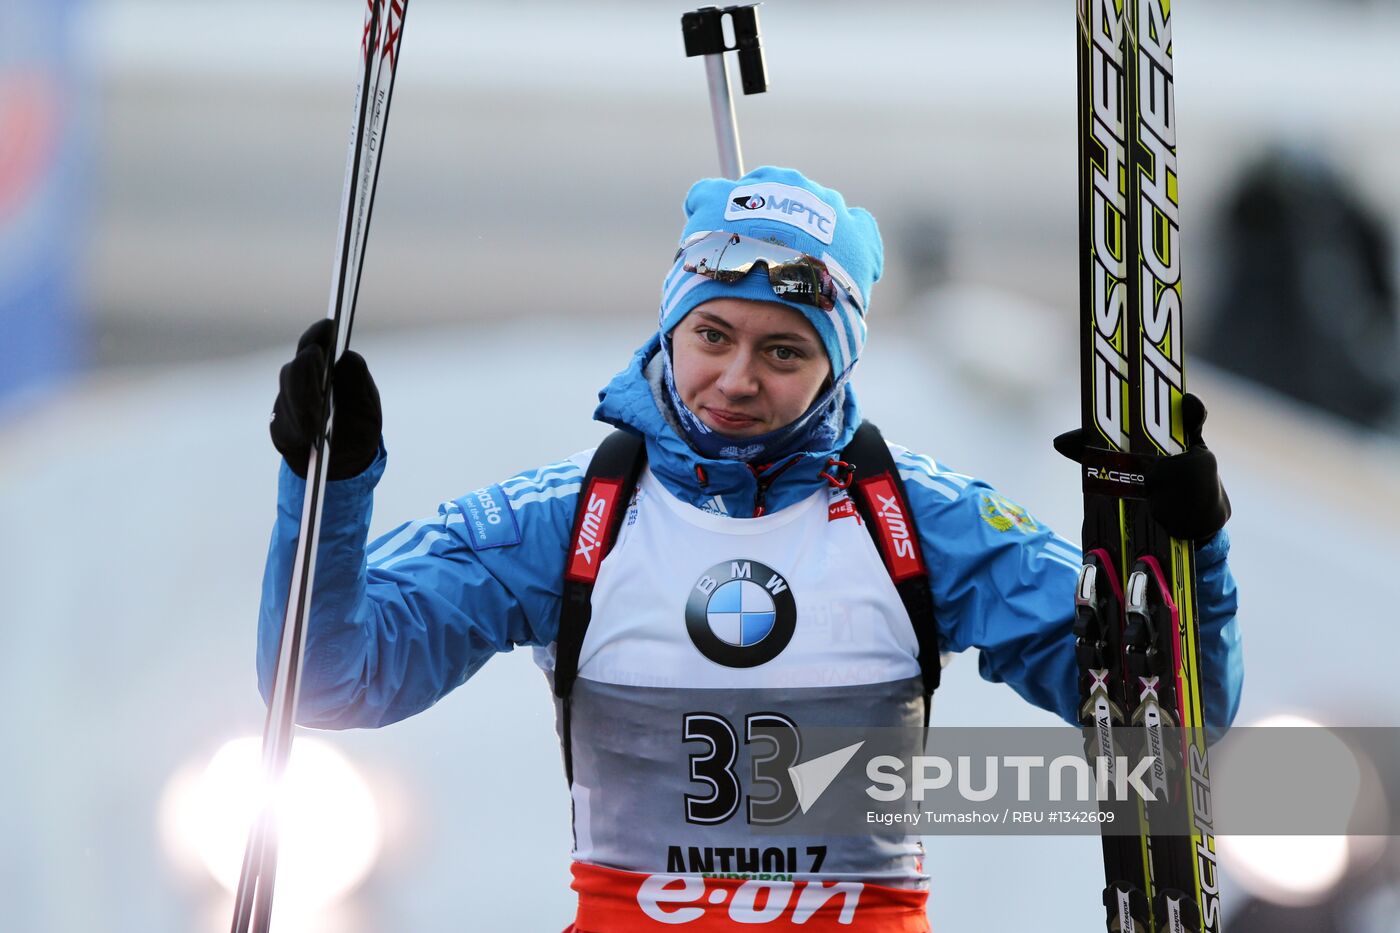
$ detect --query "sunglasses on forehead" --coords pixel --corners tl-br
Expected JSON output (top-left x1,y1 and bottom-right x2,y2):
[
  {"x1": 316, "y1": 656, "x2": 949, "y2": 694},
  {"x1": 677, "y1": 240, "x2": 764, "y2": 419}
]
[{"x1": 676, "y1": 231, "x2": 864, "y2": 314}]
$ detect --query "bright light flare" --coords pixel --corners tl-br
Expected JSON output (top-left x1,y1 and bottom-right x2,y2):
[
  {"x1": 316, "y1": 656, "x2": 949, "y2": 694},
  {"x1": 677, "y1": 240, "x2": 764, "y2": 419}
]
[
  {"x1": 1220, "y1": 834, "x2": 1350, "y2": 907},
  {"x1": 1217, "y1": 713, "x2": 1364, "y2": 907},
  {"x1": 160, "y1": 736, "x2": 382, "y2": 911}
]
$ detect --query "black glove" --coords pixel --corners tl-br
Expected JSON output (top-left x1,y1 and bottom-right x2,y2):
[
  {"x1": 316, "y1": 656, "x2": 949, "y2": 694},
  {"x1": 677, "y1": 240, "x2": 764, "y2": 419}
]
[
  {"x1": 1053, "y1": 393, "x2": 1231, "y2": 543},
  {"x1": 270, "y1": 319, "x2": 382, "y2": 480}
]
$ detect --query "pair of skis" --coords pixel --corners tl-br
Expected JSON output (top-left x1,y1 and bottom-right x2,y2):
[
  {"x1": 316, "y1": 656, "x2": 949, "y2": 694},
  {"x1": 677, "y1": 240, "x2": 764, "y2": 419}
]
[
  {"x1": 1074, "y1": 2, "x2": 1222, "y2": 932},
  {"x1": 230, "y1": 2, "x2": 409, "y2": 931}
]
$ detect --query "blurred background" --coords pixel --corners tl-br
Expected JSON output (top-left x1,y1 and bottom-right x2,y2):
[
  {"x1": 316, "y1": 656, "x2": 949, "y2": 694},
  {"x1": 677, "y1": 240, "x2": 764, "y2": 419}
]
[{"x1": 3, "y1": 0, "x2": 1399, "y2": 930}]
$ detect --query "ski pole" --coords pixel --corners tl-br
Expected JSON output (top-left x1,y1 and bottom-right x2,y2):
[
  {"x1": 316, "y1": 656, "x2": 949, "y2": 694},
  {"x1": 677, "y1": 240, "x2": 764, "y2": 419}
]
[
  {"x1": 230, "y1": 2, "x2": 410, "y2": 931},
  {"x1": 681, "y1": 4, "x2": 768, "y2": 178}
]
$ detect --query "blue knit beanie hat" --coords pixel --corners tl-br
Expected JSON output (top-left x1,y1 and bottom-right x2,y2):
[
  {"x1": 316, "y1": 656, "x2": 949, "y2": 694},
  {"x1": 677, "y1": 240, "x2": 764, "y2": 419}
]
[{"x1": 657, "y1": 166, "x2": 883, "y2": 378}]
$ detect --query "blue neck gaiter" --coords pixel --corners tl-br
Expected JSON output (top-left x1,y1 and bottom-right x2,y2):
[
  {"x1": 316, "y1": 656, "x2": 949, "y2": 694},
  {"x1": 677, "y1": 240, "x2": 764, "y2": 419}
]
[{"x1": 657, "y1": 334, "x2": 850, "y2": 464}]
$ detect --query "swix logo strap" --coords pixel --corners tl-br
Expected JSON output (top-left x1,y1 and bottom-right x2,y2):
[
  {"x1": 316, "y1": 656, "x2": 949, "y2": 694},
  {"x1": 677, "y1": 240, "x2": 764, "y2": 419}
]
[
  {"x1": 838, "y1": 421, "x2": 939, "y2": 708},
  {"x1": 854, "y1": 473, "x2": 926, "y2": 583},
  {"x1": 565, "y1": 478, "x2": 625, "y2": 583}
]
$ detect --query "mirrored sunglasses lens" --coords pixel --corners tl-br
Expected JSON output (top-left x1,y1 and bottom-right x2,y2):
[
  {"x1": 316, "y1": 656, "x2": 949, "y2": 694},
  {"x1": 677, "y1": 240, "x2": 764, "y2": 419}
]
[
  {"x1": 679, "y1": 234, "x2": 845, "y2": 311},
  {"x1": 766, "y1": 261, "x2": 833, "y2": 310},
  {"x1": 682, "y1": 235, "x2": 764, "y2": 281}
]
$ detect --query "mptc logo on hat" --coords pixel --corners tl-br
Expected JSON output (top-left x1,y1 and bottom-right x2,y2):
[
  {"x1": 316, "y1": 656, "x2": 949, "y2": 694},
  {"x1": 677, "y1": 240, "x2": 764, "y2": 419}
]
[{"x1": 724, "y1": 182, "x2": 838, "y2": 245}]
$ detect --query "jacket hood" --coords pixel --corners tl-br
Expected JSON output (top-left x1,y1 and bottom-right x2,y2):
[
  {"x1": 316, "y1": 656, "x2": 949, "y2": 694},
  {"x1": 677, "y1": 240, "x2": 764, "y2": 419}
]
[{"x1": 593, "y1": 334, "x2": 863, "y2": 517}]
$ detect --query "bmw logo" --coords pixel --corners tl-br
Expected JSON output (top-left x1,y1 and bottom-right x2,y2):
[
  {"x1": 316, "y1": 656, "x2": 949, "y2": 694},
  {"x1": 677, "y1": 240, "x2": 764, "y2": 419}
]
[{"x1": 685, "y1": 559, "x2": 796, "y2": 667}]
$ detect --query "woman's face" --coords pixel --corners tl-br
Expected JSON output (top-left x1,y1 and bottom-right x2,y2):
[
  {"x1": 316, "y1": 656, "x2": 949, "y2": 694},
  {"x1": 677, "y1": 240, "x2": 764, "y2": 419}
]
[{"x1": 670, "y1": 298, "x2": 831, "y2": 438}]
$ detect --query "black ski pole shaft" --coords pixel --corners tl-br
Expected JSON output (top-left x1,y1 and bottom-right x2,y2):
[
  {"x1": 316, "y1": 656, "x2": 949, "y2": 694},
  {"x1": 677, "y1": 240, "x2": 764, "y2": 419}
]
[
  {"x1": 229, "y1": 1, "x2": 411, "y2": 930},
  {"x1": 340, "y1": 0, "x2": 409, "y2": 353},
  {"x1": 681, "y1": 4, "x2": 768, "y2": 177},
  {"x1": 230, "y1": 0, "x2": 384, "y2": 923}
]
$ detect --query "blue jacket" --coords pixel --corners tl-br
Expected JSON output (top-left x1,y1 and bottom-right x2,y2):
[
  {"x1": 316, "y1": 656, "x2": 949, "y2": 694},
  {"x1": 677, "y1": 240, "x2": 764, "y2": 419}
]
[{"x1": 258, "y1": 336, "x2": 1242, "y2": 730}]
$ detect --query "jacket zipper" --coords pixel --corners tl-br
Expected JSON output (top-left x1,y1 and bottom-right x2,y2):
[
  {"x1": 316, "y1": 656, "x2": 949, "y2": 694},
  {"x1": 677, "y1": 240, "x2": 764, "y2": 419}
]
[{"x1": 748, "y1": 457, "x2": 800, "y2": 517}]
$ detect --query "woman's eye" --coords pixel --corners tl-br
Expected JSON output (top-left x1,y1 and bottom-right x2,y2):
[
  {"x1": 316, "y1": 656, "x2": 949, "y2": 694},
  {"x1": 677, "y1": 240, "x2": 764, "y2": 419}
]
[
  {"x1": 772, "y1": 346, "x2": 797, "y2": 361},
  {"x1": 702, "y1": 329, "x2": 724, "y2": 344}
]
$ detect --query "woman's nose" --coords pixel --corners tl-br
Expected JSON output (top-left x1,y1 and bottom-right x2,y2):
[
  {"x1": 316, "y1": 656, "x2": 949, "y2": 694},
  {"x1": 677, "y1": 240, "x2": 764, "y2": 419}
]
[{"x1": 716, "y1": 351, "x2": 760, "y2": 398}]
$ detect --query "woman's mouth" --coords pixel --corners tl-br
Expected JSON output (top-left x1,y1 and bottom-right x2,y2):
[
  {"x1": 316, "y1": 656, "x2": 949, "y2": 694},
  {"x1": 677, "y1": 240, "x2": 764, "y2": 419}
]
[{"x1": 704, "y1": 407, "x2": 760, "y2": 430}]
